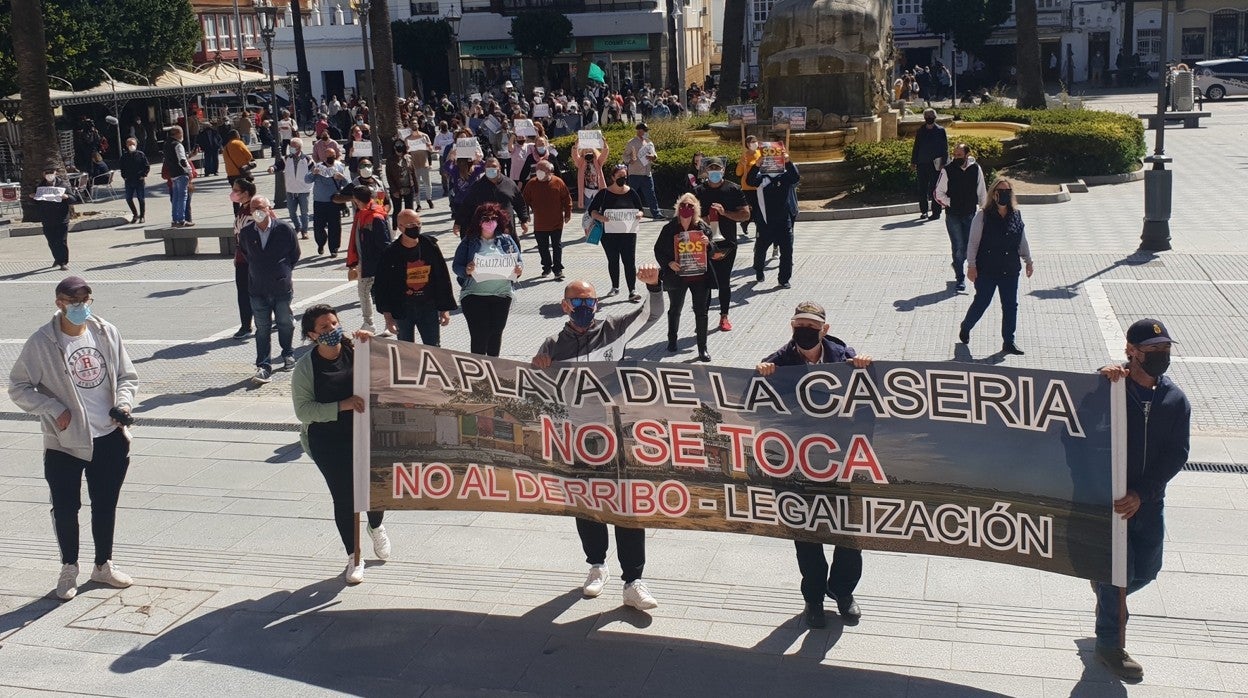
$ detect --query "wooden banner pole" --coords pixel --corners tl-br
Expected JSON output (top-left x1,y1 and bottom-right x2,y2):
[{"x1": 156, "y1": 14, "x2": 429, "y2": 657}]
[{"x1": 354, "y1": 511, "x2": 361, "y2": 567}]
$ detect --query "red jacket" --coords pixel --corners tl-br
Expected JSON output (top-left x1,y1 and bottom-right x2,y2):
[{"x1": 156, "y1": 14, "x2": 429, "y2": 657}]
[{"x1": 346, "y1": 201, "x2": 388, "y2": 271}]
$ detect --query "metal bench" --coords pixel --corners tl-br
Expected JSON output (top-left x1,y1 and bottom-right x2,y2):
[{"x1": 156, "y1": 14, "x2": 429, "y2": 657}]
[
  {"x1": 1139, "y1": 111, "x2": 1211, "y2": 129},
  {"x1": 144, "y1": 226, "x2": 236, "y2": 257}
]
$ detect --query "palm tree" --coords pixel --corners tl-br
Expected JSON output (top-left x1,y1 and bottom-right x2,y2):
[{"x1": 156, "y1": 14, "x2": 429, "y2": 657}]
[
  {"x1": 1015, "y1": 0, "x2": 1047, "y2": 108},
  {"x1": 12, "y1": 0, "x2": 61, "y2": 222},
  {"x1": 289, "y1": 0, "x2": 314, "y2": 124},
  {"x1": 368, "y1": 0, "x2": 398, "y2": 143},
  {"x1": 713, "y1": 0, "x2": 747, "y2": 111}
]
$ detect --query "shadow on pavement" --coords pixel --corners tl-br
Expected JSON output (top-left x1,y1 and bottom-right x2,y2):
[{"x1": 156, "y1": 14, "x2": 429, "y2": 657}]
[
  {"x1": 108, "y1": 580, "x2": 1016, "y2": 697},
  {"x1": 0, "y1": 595, "x2": 62, "y2": 641},
  {"x1": 894, "y1": 282, "x2": 961, "y2": 312},
  {"x1": 132, "y1": 379, "x2": 258, "y2": 413},
  {"x1": 880, "y1": 218, "x2": 928, "y2": 231},
  {"x1": 1028, "y1": 250, "x2": 1160, "y2": 302},
  {"x1": 133, "y1": 337, "x2": 242, "y2": 365}
]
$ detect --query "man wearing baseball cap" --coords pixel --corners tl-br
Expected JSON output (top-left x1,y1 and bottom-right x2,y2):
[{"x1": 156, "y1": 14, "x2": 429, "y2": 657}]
[
  {"x1": 9, "y1": 276, "x2": 139, "y2": 601},
  {"x1": 756, "y1": 301, "x2": 873, "y2": 628},
  {"x1": 1093, "y1": 318, "x2": 1190, "y2": 680}
]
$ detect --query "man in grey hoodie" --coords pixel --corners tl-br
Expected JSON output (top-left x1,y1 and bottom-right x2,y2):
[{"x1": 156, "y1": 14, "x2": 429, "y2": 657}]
[{"x1": 9, "y1": 276, "x2": 139, "y2": 601}]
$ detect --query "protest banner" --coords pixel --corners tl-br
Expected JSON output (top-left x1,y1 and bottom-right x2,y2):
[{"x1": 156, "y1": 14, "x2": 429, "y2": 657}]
[
  {"x1": 514, "y1": 119, "x2": 538, "y2": 137},
  {"x1": 727, "y1": 105, "x2": 758, "y2": 125},
  {"x1": 533, "y1": 103, "x2": 551, "y2": 118},
  {"x1": 757, "y1": 142, "x2": 787, "y2": 174},
  {"x1": 407, "y1": 139, "x2": 425, "y2": 153},
  {"x1": 398, "y1": 128, "x2": 413, "y2": 139},
  {"x1": 483, "y1": 116, "x2": 502, "y2": 134},
  {"x1": 350, "y1": 140, "x2": 373, "y2": 158},
  {"x1": 34, "y1": 186, "x2": 66, "y2": 202},
  {"x1": 772, "y1": 106, "x2": 807, "y2": 131},
  {"x1": 354, "y1": 343, "x2": 1127, "y2": 585},
  {"x1": 471, "y1": 251, "x2": 519, "y2": 281},
  {"x1": 454, "y1": 137, "x2": 480, "y2": 160},
  {"x1": 578, "y1": 130, "x2": 605, "y2": 150},
  {"x1": 603, "y1": 208, "x2": 641, "y2": 236},
  {"x1": 551, "y1": 114, "x2": 583, "y2": 138}
]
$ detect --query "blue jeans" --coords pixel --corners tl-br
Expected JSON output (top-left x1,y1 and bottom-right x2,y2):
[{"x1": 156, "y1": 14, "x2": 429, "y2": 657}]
[
  {"x1": 628, "y1": 174, "x2": 661, "y2": 217},
  {"x1": 960, "y1": 274, "x2": 1019, "y2": 343},
  {"x1": 396, "y1": 300, "x2": 441, "y2": 346},
  {"x1": 124, "y1": 178, "x2": 146, "y2": 218},
  {"x1": 249, "y1": 292, "x2": 294, "y2": 368},
  {"x1": 286, "y1": 192, "x2": 309, "y2": 233},
  {"x1": 1095, "y1": 502, "x2": 1165, "y2": 648},
  {"x1": 170, "y1": 175, "x2": 189, "y2": 223},
  {"x1": 945, "y1": 213, "x2": 974, "y2": 282}
]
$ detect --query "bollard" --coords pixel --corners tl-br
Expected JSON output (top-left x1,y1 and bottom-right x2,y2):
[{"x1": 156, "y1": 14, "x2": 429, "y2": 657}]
[{"x1": 1139, "y1": 156, "x2": 1173, "y2": 251}]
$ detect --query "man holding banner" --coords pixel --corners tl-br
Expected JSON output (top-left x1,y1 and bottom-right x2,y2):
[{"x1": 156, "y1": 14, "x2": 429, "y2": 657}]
[
  {"x1": 532, "y1": 265, "x2": 665, "y2": 610},
  {"x1": 757, "y1": 301, "x2": 873, "y2": 628},
  {"x1": 1093, "y1": 319, "x2": 1190, "y2": 681}
]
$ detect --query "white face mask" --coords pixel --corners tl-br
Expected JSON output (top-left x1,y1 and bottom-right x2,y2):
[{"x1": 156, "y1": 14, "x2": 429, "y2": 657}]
[
  {"x1": 359, "y1": 167, "x2": 373, "y2": 178},
  {"x1": 44, "y1": 173, "x2": 56, "y2": 182},
  {"x1": 251, "y1": 210, "x2": 269, "y2": 224},
  {"x1": 127, "y1": 145, "x2": 137, "y2": 152}
]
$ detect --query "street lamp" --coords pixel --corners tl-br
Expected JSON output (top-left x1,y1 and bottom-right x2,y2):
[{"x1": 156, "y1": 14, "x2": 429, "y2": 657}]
[
  {"x1": 1140, "y1": 0, "x2": 1173, "y2": 251},
  {"x1": 446, "y1": 2, "x2": 462, "y2": 97},
  {"x1": 350, "y1": 0, "x2": 380, "y2": 165},
  {"x1": 254, "y1": 0, "x2": 280, "y2": 159}
]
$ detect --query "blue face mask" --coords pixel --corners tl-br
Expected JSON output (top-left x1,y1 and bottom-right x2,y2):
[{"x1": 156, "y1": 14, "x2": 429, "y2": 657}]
[
  {"x1": 485, "y1": 167, "x2": 500, "y2": 179},
  {"x1": 64, "y1": 302, "x2": 91, "y2": 326},
  {"x1": 317, "y1": 326, "x2": 344, "y2": 347},
  {"x1": 568, "y1": 298, "x2": 597, "y2": 328},
  {"x1": 707, "y1": 170, "x2": 724, "y2": 184}
]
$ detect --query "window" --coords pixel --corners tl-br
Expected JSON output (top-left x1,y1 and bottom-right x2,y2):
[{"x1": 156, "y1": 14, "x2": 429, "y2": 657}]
[
  {"x1": 752, "y1": 0, "x2": 773, "y2": 25},
  {"x1": 1037, "y1": 0, "x2": 1058, "y2": 8},
  {"x1": 1182, "y1": 28, "x2": 1207, "y2": 58},
  {"x1": 895, "y1": 0, "x2": 920, "y2": 14},
  {"x1": 202, "y1": 16, "x2": 218, "y2": 52},
  {"x1": 391, "y1": 411, "x2": 406, "y2": 425},
  {"x1": 1137, "y1": 28, "x2": 1161, "y2": 68},
  {"x1": 1211, "y1": 10, "x2": 1241, "y2": 58}
]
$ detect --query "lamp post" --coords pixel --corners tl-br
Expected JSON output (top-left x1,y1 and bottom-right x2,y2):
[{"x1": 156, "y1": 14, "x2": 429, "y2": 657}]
[
  {"x1": 1140, "y1": 0, "x2": 1173, "y2": 251},
  {"x1": 446, "y1": 3, "x2": 462, "y2": 98},
  {"x1": 255, "y1": 0, "x2": 280, "y2": 159},
  {"x1": 351, "y1": 0, "x2": 380, "y2": 166}
]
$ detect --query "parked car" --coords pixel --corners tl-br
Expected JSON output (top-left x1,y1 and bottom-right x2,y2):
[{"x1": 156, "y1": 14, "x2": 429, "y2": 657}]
[{"x1": 1194, "y1": 57, "x2": 1248, "y2": 101}]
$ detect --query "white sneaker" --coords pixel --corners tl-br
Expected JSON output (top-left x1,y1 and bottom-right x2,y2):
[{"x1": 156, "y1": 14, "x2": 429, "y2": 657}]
[
  {"x1": 368, "y1": 524, "x2": 391, "y2": 561},
  {"x1": 623, "y1": 579, "x2": 658, "y2": 610},
  {"x1": 582, "y1": 564, "x2": 609, "y2": 597},
  {"x1": 344, "y1": 555, "x2": 364, "y2": 584},
  {"x1": 360, "y1": 324, "x2": 376, "y2": 335},
  {"x1": 90, "y1": 560, "x2": 133, "y2": 588},
  {"x1": 56, "y1": 563, "x2": 78, "y2": 600}
]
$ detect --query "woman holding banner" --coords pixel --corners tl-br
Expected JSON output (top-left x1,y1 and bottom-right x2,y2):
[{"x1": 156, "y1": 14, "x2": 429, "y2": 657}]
[
  {"x1": 292, "y1": 305, "x2": 390, "y2": 585},
  {"x1": 654, "y1": 193, "x2": 732, "y2": 362},
  {"x1": 451, "y1": 203, "x2": 524, "y2": 356},
  {"x1": 587, "y1": 165, "x2": 646, "y2": 302}
]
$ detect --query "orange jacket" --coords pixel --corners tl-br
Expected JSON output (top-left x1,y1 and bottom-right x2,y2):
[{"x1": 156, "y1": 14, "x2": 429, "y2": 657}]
[{"x1": 346, "y1": 201, "x2": 388, "y2": 269}]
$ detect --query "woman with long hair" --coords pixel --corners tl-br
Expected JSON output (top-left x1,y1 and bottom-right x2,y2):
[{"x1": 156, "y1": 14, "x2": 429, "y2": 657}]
[
  {"x1": 654, "y1": 192, "x2": 731, "y2": 362},
  {"x1": 587, "y1": 164, "x2": 645, "y2": 302},
  {"x1": 291, "y1": 305, "x2": 390, "y2": 584},
  {"x1": 451, "y1": 203, "x2": 524, "y2": 356},
  {"x1": 229, "y1": 177, "x2": 258, "y2": 340},
  {"x1": 959, "y1": 178, "x2": 1034, "y2": 355}
]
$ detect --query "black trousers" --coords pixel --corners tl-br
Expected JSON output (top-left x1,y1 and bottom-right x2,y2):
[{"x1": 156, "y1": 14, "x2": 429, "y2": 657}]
[
  {"x1": 227, "y1": 174, "x2": 242, "y2": 216},
  {"x1": 43, "y1": 221, "x2": 69, "y2": 266},
  {"x1": 794, "y1": 541, "x2": 862, "y2": 605},
  {"x1": 576, "y1": 518, "x2": 645, "y2": 584},
  {"x1": 234, "y1": 263, "x2": 252, "y2": 331},
  {"x1": 461, "y1": 294, "x2": 512, "y2": 357},
  {"x1": 535, "y1": 229, "x2": 564, "y2": 274},
  {"x1": 742, "y1": 190, "x2": 758, "y2": 234},
  {"x1": 313, "y1": 200, "x2": 342, "y2": 253},
  {"x1": 44, "y1": 428, "x2": 130, "y2": 566},
  {"x1": 711, "y1": 248, "x2": 736, "y2": 317},
  {"x1": 391, "y1": 190, "x2": 414, "y2": 228},
  {"x1": 916, "y1": 165, "x2": 943, "y2": 216},
  {"x1": 307, "y1": 424, "x2": 383, "y2": 555},
  {"x1": 600, "y1": 233, "x2": 637, "y2": 292},
  {"x1": 753, "y1": 217, "x2": 794, "y2": 284},
  {"x1": 667, "y1": 280, "x2": 711, "y2": 351}
]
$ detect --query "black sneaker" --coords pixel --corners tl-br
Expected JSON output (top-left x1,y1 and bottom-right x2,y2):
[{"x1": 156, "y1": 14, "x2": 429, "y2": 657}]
[
  {"x1": 232, "y1": 327, "x2": 253, "y2": 340},
  {"x1": 1003, "y1": 342, "x2": 1025, "y2": 355},
  {"x1": 666, "y1": 340, "x2": 678, "y2": 352},
  {"x1": 955, "y1": 280, "x2": 966, "y2": 292},
  {"x1": 755, "y1": 270, "x2": 764, "y2": 283},
  {"x1": 803, "y1": 602, "x2": 827, "y2": 629},
  {"x1": 696, "y1": 351, "x2": 712, "y2": 363},
  {"x1": 554, "y1": 274, "x2": 565, "y2": 281},
  {"x1": 958, "y1": 327, "x2": 970, "y2": 344},
  {"x1": 253, "y1": 366, "x2": 272, "y2": 384}
]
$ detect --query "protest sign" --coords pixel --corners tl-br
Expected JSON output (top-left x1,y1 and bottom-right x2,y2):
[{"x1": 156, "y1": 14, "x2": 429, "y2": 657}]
[
  {"x1": 727, "y1": 105, "x2": 758, "y2": 125},
  {"x1": 772, "y1": 106, "x2": 807, "y2": 131},
  {"x1": 603, "y1": 208, "x2": 640, "y2": 236},
  {"x1": 675, "y1": 229, "x2": 710, "y2": 276},
  {"x1": 533, "y1": 103, "x2": 551, "y2": 118},
  {"x1": 398, "y1": 128, "x2": 413, "y2": 139},
  {"x1": 454, "y1": 137, "x2": 480, "y2": 160},
  {"x1": 407, "y1": 139, "x2": 426, "y2": 153},
  {"x1": 471, "y1": 251, "x2": 519, "y2": 281},
  {"x1": 757, "y1": 142, "x2": 787, "y2": 174},
  {"x1": 514, "y1": 119, "x2": 538, "y2": 137},
  {"x1": 350, "y1": 140, "x2": 373, "y2": 158},
  {"x1": 577, "y1": 130, "x2": 605, "y2": 150},
  {"x1": 355, "y1": 344, "x2": 1126, "y2": 584},
  {"x1": 551, "y1": 114, "x2": 583, "y2": 138},
  {"x1": 34, "y1": 186, "x2": 66, "y2": 202},
  {"x1": 483, "y1": 116, "x2": 502, "y2": 134}
]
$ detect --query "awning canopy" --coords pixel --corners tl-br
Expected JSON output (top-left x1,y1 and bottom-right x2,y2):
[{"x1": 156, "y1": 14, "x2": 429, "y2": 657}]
[{"x1": 0, "y1": 63, "x2": 283, "y2": 110}]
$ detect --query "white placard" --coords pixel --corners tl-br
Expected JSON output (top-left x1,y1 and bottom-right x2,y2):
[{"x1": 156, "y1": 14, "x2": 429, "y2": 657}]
[
  {"x1": 470, "y1": 92, "x2": 482, "y2": 102},
  {"x1": 604, "y1": 208, "x2": 640, "y2": 235},
  {"x1": 454, "y1": 137, "x2": 480, "y2": 160},
  {"x1": 471, "y1": 251, "x2": 519, "y2": 281},
  {"x1": 34, "y1": 186, "x2": 66, "y2": 202},
  {"x1": 350, "y1": 140, "x2": 373, "y2": 158},
  {"x1": 407, "y1": 139, "x2": 425, "y2": 153},
  {"x1": 533, "y1": 103, "x2": 551, "y2": 118},
  {"x1": 484, "y1": 116, "x2": 502, "y2": 133},
  {"x1": 514, "y1": 119, "x2": 537, "y2": 137},
  {"x1": 398, "y1": 128, "x2": 412, "y2": 139},
  {"x1": 577, "y1": 130, "x2": 605, "y2": 150}
]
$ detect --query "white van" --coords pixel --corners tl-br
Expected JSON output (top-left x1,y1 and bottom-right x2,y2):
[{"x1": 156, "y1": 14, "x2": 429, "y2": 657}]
[{"x1": 1194, "y1": 57, "x2": 1248, "y2": 100}]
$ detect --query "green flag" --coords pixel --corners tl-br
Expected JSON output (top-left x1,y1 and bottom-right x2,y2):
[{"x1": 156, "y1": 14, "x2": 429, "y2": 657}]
[{"x1": 587, "y1": 63, "x2": 606, "y2": 85}]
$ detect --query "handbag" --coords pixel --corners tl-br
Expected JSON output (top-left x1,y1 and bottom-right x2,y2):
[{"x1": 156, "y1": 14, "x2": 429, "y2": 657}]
[{"x1": 587, "y1": 219, "x2": 604, "y2": 245}]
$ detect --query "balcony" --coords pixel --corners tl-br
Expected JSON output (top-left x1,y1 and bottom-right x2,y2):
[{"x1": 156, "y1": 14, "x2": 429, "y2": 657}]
[
  {"x1": 464, "y1": 0, "x2": 659, "y2": 13},
  {"x1": 410, "y1": 1, "x2": 439, "y2": 14}
]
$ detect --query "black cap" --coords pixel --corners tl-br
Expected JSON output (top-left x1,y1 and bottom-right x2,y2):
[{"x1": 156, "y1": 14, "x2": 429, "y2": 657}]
[
  {"x1": 1126, "y1": 318, "x2": 1177, "y2": 346},
  {"x1": 636, "y1": 122, "x2": 649, "y2": 131},
  {"x1": 55, "y1": 275, "x2": 91, "y2": 298}
]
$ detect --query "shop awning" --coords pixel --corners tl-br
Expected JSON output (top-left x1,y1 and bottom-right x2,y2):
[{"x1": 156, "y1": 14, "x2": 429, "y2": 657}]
[{"x1": 0, "y1": 63, "x2": 281, "y2": 110}]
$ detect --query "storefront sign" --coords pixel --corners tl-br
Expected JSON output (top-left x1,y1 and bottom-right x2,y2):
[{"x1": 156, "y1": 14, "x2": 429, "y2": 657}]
[
  {"x1": 460, "y1": 40, "x2": 518, "y2": 58},
  {"x1": 592, "y1": 35, "x2": 650, "y2": 52}
]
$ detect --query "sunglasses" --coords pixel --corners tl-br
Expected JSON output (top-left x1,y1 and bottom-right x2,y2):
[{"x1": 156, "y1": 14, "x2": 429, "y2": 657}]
[{"x1": 567, "y1": 298, "x2": 597, "y2": 308}]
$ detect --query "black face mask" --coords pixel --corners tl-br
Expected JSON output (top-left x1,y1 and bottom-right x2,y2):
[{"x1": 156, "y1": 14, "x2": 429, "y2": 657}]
[
  {"x1": 402, "y1": 225, "x2": 422, "y2": 239},
  {"x1": 614, "y1": 177, "x2": 627, "y2": 187},
  {"x1": 924, "y1": 117, "x2": 936, "y2": 125},
  {"x1": 952, "y1": 157, "x2": 966, "y2": 168},
  {"x1": 793, "y1": 327, "x2": 822, "y2": 351},
  {"x1": 995, "y1": 189, "x2": 1012, "y2": 206},
  {"x1": 1139, "y1": 351, "x2": 1170, "y2": 378}
]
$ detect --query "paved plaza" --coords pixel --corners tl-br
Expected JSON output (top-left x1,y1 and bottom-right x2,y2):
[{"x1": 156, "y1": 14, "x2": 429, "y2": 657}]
[{"x1": 0, "y1": 90, "x2": 1245, "y2": 696}]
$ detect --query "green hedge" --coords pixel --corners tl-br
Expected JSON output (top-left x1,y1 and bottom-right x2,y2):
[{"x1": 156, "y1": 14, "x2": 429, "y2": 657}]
[
  {"x1": 843, "y1": 135, "x2": 1004, "y2": 197},
  {"x1": 940, "y1": 106, "x2": 1146, "y2": 176}
]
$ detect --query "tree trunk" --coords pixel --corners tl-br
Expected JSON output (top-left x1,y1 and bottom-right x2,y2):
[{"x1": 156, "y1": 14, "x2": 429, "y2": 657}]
[
  {"x1": 667, "y1": 0, "x2": 680, "y2": 93},
  {"x1": 12, "y1": 0, "x2": 60, "y2": 223},
  {"x1": 713, "y1": 0, "x2": 746, "y2": 111},
  {"x1": 1015, "y1": 0, "x2": 1047, "y2": 109},
  {"x1": 369, "y1": 0, "x2": 398, "y2": 143},
  {"x1": 290, "y1": 0, "x2": 314, "y2": 126},
  {"x1": 1121, "y1": 0, "x2": 1134, "y2": 70}
]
